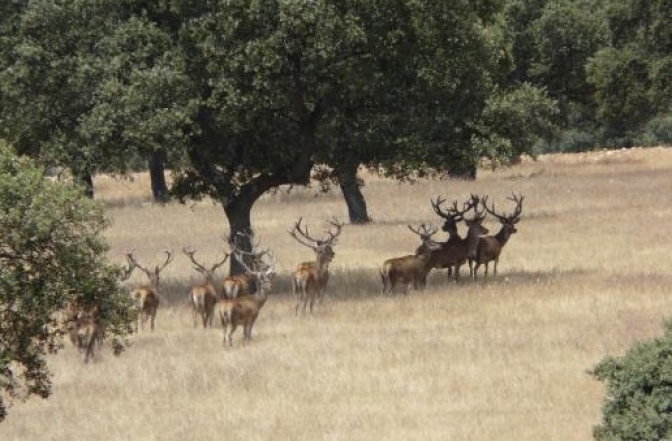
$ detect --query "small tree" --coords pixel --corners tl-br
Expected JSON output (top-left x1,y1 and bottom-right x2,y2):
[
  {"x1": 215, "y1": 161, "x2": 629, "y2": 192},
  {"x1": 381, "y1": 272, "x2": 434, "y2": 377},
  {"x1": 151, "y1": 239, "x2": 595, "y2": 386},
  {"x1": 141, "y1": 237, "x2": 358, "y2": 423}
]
[
  {"x1": 592, "y1": 320, "x2": 672, "y2": 440},
  {"x1": 0, "y1": 142, "x2": 134, "y2": 423}
]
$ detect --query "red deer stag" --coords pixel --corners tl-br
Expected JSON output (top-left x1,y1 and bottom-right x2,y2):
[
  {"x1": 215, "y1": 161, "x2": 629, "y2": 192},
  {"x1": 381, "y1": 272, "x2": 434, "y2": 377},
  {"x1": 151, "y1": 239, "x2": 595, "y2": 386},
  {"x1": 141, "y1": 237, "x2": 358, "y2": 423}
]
[
  {"x1": 471, "y1": 194, "x2": 524, "y2": 278},
  {"x1": 419, "y1": 194, "x2": 489, "y2": 281},
  {"x1": 221, "y1": 231, "x2": 269, "y2": 298},
  {"x1": 381, "y1": 224, "x2": 441, "y2": 294},
  {"x1": 183, "y1": 247, "x2": 229, "y2": 328},
  {"x1": 289, "y1": 217, "x2": 344, "y2": 314},
  {"x1": 126, "y1": 249, "x2": 174, "y2": 331},
  {"x1": 218, "y1": 251, "x2": 277, "y2": 346}
]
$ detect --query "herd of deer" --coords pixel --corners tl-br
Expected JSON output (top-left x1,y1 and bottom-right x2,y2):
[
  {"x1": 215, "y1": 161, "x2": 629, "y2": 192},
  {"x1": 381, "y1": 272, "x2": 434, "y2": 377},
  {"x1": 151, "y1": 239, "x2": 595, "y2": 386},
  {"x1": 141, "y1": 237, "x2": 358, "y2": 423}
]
[{"x1": 64, "y1": 193, "x2": 523, "y2": 363}]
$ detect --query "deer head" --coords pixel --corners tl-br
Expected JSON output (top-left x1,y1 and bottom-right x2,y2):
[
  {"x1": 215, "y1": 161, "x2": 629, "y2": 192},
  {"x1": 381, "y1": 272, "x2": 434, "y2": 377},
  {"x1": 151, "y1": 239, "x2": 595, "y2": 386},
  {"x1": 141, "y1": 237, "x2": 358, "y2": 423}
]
[
  {"x1": 482, "y1": 193, "x2": 524, "y2": 235},
  {"x1": 289, "y1": 217, "x2": 344, "y2": 264},
  {"x1": 431, "y1": 195, "x2": 479, "y2": 237}
]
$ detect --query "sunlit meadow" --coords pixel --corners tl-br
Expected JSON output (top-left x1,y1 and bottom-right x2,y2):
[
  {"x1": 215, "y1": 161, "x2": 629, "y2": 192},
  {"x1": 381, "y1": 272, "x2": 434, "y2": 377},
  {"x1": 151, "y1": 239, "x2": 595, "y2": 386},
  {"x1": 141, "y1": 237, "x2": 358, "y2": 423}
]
[{"x1": 2, "y1": 147, "x2": 672, "y2": 441}]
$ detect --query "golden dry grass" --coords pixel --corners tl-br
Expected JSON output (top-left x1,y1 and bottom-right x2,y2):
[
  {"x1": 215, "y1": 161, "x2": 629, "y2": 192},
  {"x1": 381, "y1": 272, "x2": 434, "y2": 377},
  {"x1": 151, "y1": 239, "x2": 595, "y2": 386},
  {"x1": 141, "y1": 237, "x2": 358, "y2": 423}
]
[{"x1": 3, "y1": 146, "x2": 672, "y2": 440}]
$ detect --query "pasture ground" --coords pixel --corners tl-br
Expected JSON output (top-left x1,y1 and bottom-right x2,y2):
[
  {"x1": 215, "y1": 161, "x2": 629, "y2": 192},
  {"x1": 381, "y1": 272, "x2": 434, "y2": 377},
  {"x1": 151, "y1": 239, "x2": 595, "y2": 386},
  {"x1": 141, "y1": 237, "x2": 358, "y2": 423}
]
[{"x1": 2, "y1": 147, "x2": 672, "y2": 440}]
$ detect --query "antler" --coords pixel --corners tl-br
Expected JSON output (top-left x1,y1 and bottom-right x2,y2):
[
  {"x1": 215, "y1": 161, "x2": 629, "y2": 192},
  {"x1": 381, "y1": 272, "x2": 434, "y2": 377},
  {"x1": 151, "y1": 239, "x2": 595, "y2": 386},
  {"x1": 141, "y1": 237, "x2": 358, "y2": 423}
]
[
  {"x1": 507, "y1": 193, "x2": 524, "y2": 224},
  {"x1": 182, "y1": 246, "x2": 229, "y2": 276},
  {"x1": 119, "y1": 249, "x2": 137, "y2": 281},
  {"x1": 156, "y1": 250, "x2": 174, "y2": 273},
  {"x1": 469, "y1": 194, "x2": 488, "y2": 223},
  {"x1": 324, "y1": 217, "x2": 345, "y2": 245},
  {"x1": 289, "y1": 217, "x2": 321, "y2": 250},
  {"x1": 483, "y1": 194, "x2": 524, "y2": 224},
  {"x1": 432, "y1": 194, "x2": 478, "y2": 223},
  {"x1": 407, "y1": 223, "x2": 438, "y2": 240},
  {"x1": 125, "y1": 249, "x2": 173, "y2": 281}
]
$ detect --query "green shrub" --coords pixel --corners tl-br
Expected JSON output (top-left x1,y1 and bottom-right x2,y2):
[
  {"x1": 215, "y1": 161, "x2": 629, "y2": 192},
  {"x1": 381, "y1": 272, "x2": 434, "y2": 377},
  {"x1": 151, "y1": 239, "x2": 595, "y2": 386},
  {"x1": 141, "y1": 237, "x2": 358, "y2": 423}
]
[{"x1": 592, "y1": 321, "x2": 672, "y2": 440}]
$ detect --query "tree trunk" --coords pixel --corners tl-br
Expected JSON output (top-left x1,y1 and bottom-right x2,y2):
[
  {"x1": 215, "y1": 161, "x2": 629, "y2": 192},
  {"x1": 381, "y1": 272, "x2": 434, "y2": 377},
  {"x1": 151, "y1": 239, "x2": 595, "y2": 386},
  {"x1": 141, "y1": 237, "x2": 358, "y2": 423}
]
[
  {"x1": 222, "y1": 197, "x2": 254, "y2": 276},
  {"x1": 148, "y1": 150, "x2": 170, "y2": 203},
  {"x1": 75, "y1": 170, "x2": 94, "y2": 199},
  {"x1": 338, "y1": 164, "x2": 371, "y2": 224}
]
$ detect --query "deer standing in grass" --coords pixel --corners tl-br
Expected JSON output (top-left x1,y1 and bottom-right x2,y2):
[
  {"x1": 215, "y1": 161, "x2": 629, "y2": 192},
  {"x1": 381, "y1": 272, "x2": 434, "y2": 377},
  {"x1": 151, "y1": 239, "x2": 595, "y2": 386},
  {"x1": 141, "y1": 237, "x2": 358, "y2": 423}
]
[
  {"x1": 381, "y1": 224, "x2": 441, "y2": 294},
  {"x1": 289, "y1": 217, "x2": 344, "y2": 315},
  {"x1": 126, "y1": 249, "x2": 173, "y2": 331},
  {"x1": 471, "y1": 194, "x2": 524, "y2": 278},
  {"x1": 420, "y1": 194, "x2": 489, "y2": 282},
  {"x1": 218, "y1": 251, "x2": 276, "y2": 346},
  {"x1": 183, "y1": 247, "x2": 229, "y2": 328},
  {"x1": 65, "y1": 305, "x2": 104, "y2": 363},
  {"x1": 221, "y1": 231, "x2": 269, "y2": 298}
]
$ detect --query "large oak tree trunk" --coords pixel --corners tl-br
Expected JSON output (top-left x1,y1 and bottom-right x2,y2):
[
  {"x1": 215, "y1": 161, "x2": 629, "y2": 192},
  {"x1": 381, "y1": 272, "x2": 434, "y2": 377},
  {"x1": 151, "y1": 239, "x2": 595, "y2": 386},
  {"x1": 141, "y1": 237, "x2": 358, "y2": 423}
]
[
  {"x1": 222, "y1": 197, "x2": 254, "y2": 276},
  {"x1": 338, "y1": 164, "x2": 371, "y2": 224},
  {"x1": 148, "y1": 150, "x2": 170, "y2": 203}
]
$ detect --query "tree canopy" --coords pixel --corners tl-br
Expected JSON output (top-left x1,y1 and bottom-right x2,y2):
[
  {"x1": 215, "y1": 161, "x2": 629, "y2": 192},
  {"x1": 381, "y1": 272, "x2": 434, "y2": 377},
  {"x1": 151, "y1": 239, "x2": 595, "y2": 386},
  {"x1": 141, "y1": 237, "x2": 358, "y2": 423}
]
[{"x1": 1, "y1": 0, "x2": 539, "y2": 272}]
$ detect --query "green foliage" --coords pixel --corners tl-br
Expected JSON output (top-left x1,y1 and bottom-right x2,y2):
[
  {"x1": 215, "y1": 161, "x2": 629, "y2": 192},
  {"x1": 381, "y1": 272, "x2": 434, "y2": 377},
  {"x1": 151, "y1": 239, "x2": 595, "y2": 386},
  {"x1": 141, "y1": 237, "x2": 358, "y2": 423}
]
[
  {"x1": 586, "y1": 0, "x2": 672, "y2": 146},
  {"x1": 0, "y1": 142, "x2": 133, "y2": 423},
  {"x1": 593, "y1": 321, "x2": 672, "y2": 440},
  {"x1": 476, "y1": 82, "x2": 559, "y2": 161}
]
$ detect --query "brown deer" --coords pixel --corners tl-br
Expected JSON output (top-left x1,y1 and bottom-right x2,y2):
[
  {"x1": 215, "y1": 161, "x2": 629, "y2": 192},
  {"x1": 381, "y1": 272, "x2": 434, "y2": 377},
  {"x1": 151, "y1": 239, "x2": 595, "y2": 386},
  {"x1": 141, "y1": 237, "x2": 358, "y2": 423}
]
[
  {"x1": 289, "y1": 217, "x2": 344, "y2": 314},
  {"x1": 381, "y1": 224, "x2": 441, "y2": 294},
  {"x1": 218, "y1": 251, "x2": 276, "y2": 346},
  {"x1": 419, "y1": 194, "x2": 489, "y2": 281},
  {"x1": 221, "y1": 231, "x2": 269, "y2": 299},
  {"x1": 66, "y1": 305, "x2": 104, "y2": 363},
  {"x1": 183, "y1": 247, "x2": 229, "y2": 328},
  {"x1": 126, "y1": 249, "x2": 173, "y2": 331},
  {"x1": 471, "y1": 194, "x2": 524, "y2": 278}
]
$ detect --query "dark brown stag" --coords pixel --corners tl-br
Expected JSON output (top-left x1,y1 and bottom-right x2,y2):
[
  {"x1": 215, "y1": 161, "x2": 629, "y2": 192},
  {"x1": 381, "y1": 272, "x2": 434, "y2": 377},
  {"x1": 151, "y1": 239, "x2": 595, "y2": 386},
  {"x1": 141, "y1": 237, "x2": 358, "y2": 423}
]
[
  {"x1": 183, "y1": 247, "x2": 229, "y2": 328},
  {"x1": 471, "y1": 194, "x2": 524, "y2": 278},
  {"x1": 289, "y1": 217, "x2": 344, "y2": 314},
  {"x1": 419, "y1": 194, "x2": 489, "y2": 281},
  {"x1": 126, "y1": 249, "x2": 174, "y2": 331},
  {"x1": 381, "y1": 224, "x2": 441, "y2": 294}
]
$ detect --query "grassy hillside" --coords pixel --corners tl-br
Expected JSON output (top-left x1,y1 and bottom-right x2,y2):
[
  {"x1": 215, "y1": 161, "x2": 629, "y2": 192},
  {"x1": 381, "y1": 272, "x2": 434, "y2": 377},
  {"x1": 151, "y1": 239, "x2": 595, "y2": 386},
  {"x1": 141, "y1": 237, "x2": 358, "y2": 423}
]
[{"x1": 2, "y1": 147, "x2": 672, "y2": 441}]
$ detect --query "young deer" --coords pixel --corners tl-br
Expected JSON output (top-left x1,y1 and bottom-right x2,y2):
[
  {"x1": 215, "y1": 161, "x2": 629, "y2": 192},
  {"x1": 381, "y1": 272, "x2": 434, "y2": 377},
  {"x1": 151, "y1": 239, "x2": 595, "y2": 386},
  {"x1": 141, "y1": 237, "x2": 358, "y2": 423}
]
[
  {"x1": 420, "y1": 194, "x2": 489, "y2": 281},
  {"x1": 218, "y1": 251, "x2": 276, "y2": 346},
  {"x1": 471, "y1": 194, "x2": 524, "y2": 278},
  {"x1": 289, "y1": 217, "x2": 344, "y2": 315},
  {"x1": 126, "y1": 249, "x2": 173, "y2": 331},
  {"x1": 221, "y1": 231, "x2": 270, "y2": 298},
  {"x1": 381, "y1": 224, "x2": 441, "y2": 294},
  {"x1": 183, "y1": 247, "x2": 229, "y2": 328}
]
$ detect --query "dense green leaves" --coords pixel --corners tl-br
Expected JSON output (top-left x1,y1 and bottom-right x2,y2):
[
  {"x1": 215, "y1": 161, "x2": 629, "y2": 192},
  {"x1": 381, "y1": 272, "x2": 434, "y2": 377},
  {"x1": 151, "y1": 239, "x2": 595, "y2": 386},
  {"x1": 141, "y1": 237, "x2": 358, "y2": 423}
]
[
  {"x1": 0, "y1": 142, "x2": 133, "y2": 422},
  {"x1": 593, "y1": 321, "x2": 672, "y2": 440}
]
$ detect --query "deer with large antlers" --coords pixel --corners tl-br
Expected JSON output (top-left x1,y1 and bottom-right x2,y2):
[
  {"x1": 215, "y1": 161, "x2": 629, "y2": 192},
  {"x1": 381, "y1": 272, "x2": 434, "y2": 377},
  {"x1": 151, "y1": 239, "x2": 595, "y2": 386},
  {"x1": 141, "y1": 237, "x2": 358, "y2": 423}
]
[
  {"x1": 221, "y1": 231, "x2": 269, "y2": 299},
  {"x1": 183, "y1": 247, "x2": 229, "y2": 328},
  {"x1": 218, "y1": 251, "x2": 276, "y2": 346},
  {"x1": 381, "y1": 224, "x2": 441, "y2": 294},
  {"x1": 126, "y1": 249, "x2": 173, "y2": 331},
  {"x1": 289, "y1": 217, "x2": 344, "y2": 315},
  {"x1": 420, "y1": 194, "x2": 489, "y2": 282},
  {"x1": 471, "y1": 194, "x2": 524, "y2": 278}
]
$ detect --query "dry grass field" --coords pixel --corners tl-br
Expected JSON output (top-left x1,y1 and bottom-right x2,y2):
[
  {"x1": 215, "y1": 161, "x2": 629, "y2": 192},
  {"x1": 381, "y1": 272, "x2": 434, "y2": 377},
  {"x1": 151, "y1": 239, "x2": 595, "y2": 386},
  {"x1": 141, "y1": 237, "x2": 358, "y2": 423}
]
[{"x1": 2, "y1": 147, "x2": 672, "y2": 441}]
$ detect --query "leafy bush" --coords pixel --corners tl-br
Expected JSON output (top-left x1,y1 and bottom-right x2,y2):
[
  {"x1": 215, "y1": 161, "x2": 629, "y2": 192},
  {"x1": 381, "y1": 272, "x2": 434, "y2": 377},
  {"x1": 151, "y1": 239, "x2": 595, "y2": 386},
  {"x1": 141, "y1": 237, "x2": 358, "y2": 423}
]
[
  {"x1": 0, "y1": 142, "x2": 134, "y2": 422},
  {"x1": 592, "y1": 321, "x2": 672, "y2": 440}
]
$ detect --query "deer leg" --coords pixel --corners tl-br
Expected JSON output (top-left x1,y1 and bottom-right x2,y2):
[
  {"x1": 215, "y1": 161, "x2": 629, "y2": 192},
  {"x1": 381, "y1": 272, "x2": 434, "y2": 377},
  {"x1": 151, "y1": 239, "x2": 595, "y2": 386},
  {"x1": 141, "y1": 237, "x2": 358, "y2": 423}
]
[
  {"x1": 493, "y1": 257, "x2": 499, "y2": 276},
  {"x1": 228, "y1": 324, "x2": 236, "y2": 346}
]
